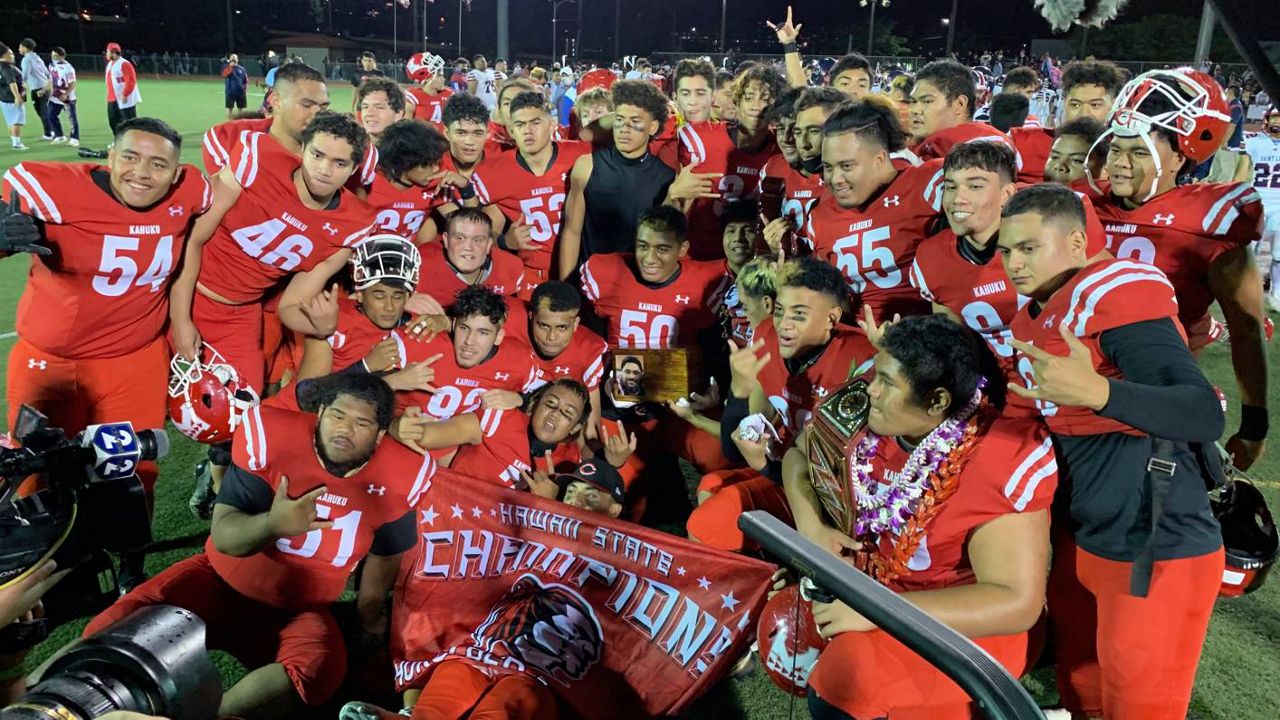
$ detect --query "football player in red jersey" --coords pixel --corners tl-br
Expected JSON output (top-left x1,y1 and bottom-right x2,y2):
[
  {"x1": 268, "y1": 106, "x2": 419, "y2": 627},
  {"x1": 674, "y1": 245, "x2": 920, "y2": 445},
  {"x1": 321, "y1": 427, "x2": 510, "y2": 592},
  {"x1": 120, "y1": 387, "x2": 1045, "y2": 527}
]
[
  {"x1": 489, "y1": 78, "x2": 543, "y2": 153},
  {"x1": 761, "y1": 86, "x2": 841, "y2": 252},
  {"x1": 84, "y1": 374, "x2": 432, "y2": 718},
  {"x1": 505, "y1": 281, "x2": 607, "y2": 436},
  {"x1": 2, "y1": 117, "x2": 211, "y2": 588},
  {"x1": 998, "y1": 185, "x2": 1225, "y2": 720},
  {"x1": 690, "y1": 258, "x2": 875, "y2": 552},
  {"x1": 782, "y1": 314, "x2": 1056, "y2": 719},
  {"x1": 677, "y1": 64, "x2": 785, "y2": 259},
  {"x1": 472, "y1": 91, "x2": 589, "y2": 299},
  {"x1": 1060, "y1": 60, "x2": 1126, "y2": 124},
  {"x1": 1043, "y1": 117, "x2": 1104, "y2": 185},
  {"x1": 804, "y1": 101, "x2": 945, "y2": 320},
  {"x1": 716, "y1": 200, "x2": 766, "y2": 347},
  {"x1": 360, "y1": 119, "x2": 450, "y2": 244},
  {"x1": 1090, "y1": 69, "x2": 1268, "y2": 469},
  {"x1": 404, "y1": 51, "x2": 453, "y2": 129},
  {"x1": 414, "y1": 208, "x2": 524, "y2": 323},
  {"x1": 438, "y1": 93, "x2": 490, "y2": 183},
  {"x1": 909, "y1": 60, "x2": 1015, "y2": 163},
  {"x1": 171, "y1": 111, "x2": 376, "y2": 392},
  {"x1": 355, "y1": 76, "x2": 406, "y2": 143},
  {"x1": 394, "y1": 285, "x2": 535, "y2": 423}
]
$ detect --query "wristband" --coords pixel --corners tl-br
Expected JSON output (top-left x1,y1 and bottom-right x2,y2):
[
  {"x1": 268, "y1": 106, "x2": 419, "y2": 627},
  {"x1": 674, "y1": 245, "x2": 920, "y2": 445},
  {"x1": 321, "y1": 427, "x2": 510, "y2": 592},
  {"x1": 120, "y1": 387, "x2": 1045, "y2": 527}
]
[
  {"x1": 1239, "y1": 404, "x2": 1269, "y2": 442},
  {"x1": 782, "y1": 42, "x2": 798, "y2": 54},
  {"x1": 457, "y1": 182, "x2": 476, "y2": 200}
]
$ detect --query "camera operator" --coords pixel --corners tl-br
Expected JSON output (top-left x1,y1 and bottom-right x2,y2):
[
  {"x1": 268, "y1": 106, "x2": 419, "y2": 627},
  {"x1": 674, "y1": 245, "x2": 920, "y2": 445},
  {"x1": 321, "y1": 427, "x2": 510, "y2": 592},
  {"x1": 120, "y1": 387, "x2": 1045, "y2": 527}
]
[
  {"x1": 81, "y1": 374, "x2": 434, "y2": 719},
  {"x1": 220, "y1": 53, "x2": 248, "y2": 119},
  {"x1": 1, "y1": 561, "x2": 70, "y2": 703}
]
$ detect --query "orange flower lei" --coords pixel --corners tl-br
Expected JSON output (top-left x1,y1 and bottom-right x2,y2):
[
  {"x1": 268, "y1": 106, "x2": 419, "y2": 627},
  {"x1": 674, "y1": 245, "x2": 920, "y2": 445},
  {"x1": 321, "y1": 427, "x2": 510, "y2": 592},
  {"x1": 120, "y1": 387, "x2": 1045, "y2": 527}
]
[{"x1": 850, "y1": 403, "x2": 998, "y2": 586}]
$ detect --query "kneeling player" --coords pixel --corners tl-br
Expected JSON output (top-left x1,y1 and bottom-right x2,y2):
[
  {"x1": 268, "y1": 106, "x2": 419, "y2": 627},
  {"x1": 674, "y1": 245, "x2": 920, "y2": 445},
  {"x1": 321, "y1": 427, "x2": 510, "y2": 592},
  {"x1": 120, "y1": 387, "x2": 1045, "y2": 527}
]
[
  {"x1": 85, "y1": 374, "x2": 434, "y2": 719},
  {"x1": 784, "y1": 315, "x2": 1056, "y2": 718}
]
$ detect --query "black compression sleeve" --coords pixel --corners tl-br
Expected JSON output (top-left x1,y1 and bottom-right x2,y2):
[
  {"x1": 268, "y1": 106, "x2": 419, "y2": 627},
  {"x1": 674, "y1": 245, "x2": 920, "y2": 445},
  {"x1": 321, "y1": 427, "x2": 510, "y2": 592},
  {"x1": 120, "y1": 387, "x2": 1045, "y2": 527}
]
[
  {"x1": 1097, "y1": 318, "x2": 1225, "y2": 443},
  {"x1": 214, "y1": 464, "x2": 273, "y2": 514},
  {"x1": 370, "y1": 509, "x2": 417, "y2": 556},
  {"x1": 720, "y1": 394, "x2": 751, "y2": 465}
]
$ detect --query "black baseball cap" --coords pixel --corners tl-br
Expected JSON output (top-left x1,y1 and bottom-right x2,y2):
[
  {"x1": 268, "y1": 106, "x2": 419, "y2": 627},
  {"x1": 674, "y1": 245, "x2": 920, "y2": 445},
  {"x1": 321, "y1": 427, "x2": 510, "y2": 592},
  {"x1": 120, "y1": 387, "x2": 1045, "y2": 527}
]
[{"x1": 555, "y1": 460, "x2": 625, "y2": 505}]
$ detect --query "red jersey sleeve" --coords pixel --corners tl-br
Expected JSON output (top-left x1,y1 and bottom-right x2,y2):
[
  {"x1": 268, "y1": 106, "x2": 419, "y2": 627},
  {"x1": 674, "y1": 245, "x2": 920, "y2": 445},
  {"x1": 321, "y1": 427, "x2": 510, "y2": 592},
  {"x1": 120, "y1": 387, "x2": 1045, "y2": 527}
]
[
  {"x1": 1200, "y1": 183, "x2": 1264, "y2": 249},
  {"x1": 231, "y1": 405, "x2": 271, "y2": 475},
  {"x1": 979, "y1": 418, "x2": 1058, "y2": 513},
  {"x1": 1061, "y1": 259, "x2": 1180, "y2": 337}
]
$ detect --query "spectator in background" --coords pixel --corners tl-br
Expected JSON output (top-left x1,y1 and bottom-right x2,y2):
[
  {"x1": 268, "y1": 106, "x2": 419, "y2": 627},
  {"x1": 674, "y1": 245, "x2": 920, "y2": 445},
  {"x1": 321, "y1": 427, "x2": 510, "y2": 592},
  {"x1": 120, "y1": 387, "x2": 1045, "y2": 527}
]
[
  {"x1": 1227, "y1": 84, "x2": 1244, "y2": 149},
  {"x1": 47, "y1": 46, "x2": 79, "y2": 147},
  {"x1": 0, "y1": 43, "x2": 27, "y2": 150},
  {"x1": 104, "y1": 42, "x2": 141, "y2": 134},
  {"x1": 221, "y1": 53, "x2": 249, "y2": 118},
  {"x1": 449, "y1": 57, "x2": 470, "y2": 94},
  {"x1": 350, "y1": 51, "x2": 385, "y2": 110},
  {"x1": 17, "y1": 39, "x2": 52, "y2": 141}
]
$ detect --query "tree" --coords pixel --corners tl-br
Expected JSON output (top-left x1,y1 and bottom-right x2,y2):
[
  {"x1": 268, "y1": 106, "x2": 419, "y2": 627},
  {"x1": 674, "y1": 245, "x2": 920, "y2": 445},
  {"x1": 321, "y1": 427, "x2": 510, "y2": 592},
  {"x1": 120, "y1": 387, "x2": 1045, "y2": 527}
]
[{"x1": 1065, "y1": 13, "x2": 1243, "y2": 62}]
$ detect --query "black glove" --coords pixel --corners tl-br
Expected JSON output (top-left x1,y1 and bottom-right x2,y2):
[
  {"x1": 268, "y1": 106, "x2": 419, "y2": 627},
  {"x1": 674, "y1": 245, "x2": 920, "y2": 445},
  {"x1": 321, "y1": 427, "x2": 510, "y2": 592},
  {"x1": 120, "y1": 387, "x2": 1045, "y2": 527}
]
[{"x1": 0, "y1": 193, "x2": 49, "y2": 256}]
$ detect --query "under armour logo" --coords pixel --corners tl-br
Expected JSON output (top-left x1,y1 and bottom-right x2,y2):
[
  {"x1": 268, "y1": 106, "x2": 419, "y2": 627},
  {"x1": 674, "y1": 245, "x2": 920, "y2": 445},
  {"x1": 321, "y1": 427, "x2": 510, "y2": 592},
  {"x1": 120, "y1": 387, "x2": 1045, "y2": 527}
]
[
  {"x1": 367, "y1": 484, "x2": 386, "y2": 496},
  {"x1": 555, "y1": 365, "x2": 571, "y2": 374},
  {"x1": 495, "y1": 372, "x2": 510, "y2": 381},
  {"x1": 1152, "y1": 213, "x2": 1175, "y2": 226},
  {"x1": 675, "y1": 295, "x2": 691, "y2": 304},
  {"x1": 27, "y1": 359, "x2": 47, "y2": 370},
  {"x1": 1043, "y1": 313, "x2": 1057, "y2": 329},
  {"x1": 883, "y1": 195, "x2": 901, "y2": 208},
  {"x1": 323, "y1": 222, "x2": 338, "y2": 236},
  {"x1": 168, "y1": 205, "x2": 184, "y2": 217},
  {"x1": 814, "y1": 386, "x2": 829, "y2": 398}
]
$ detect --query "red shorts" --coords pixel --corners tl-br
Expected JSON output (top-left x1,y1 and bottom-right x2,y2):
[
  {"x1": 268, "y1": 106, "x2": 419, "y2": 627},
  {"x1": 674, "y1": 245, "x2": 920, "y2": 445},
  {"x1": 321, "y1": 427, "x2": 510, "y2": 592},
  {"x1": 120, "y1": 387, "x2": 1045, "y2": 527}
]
[
  {"x1": 687, "y1": 468, "x2": 793, "y2": 552},
  {"x1": 1048, "y1": 532, "x2": 1223, "y2": 719},
  {"x1": 411, "y1": 660, "x2": 557, "y2": 720},
  {"x1": 809, "y1": 626, "x2": 1033, "y2": 719},
  {"x1": 6, "y1": 335, "x2": 168, "y2": 494},
  {"x1": 193, "y1": 293, "x2": 266, "y2": 393},
  {"x1": 83, "y1": 553, "x2": 346, "y2": 706}
]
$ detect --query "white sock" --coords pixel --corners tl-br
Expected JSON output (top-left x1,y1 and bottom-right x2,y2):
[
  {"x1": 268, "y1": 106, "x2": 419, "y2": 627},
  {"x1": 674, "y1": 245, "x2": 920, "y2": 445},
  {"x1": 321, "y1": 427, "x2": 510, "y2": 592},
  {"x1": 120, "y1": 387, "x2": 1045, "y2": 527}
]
[{"x1": 10, "y1": 137, "x2": 20, "y2": 147}]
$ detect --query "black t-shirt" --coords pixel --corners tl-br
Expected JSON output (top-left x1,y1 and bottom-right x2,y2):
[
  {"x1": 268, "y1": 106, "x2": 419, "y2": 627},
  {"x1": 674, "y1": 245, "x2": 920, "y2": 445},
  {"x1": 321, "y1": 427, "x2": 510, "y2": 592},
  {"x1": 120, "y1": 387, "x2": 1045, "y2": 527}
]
[
  {"x1": 0, "y1": 62, "x2": 23, "y2": 104},
  {"x1": 351, "y1": 67, "x2": 386, "y2": 88},
  {"x1": 581, "y1": 145, "x2": 676, "y2": 262},
  {"x1": 1051, "y1": 317, "x2": 1222, "y2": 562},
  {"x1": 216, "y1": 462, "x2": 417, "y2": 556}
]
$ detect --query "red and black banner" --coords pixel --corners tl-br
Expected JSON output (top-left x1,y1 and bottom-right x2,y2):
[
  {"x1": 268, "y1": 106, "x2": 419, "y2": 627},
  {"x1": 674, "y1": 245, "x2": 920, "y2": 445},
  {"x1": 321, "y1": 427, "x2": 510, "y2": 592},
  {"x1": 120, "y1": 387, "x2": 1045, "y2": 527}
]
[{"x1": 391, "y1": 472, "x2": 776, "y2": 718}]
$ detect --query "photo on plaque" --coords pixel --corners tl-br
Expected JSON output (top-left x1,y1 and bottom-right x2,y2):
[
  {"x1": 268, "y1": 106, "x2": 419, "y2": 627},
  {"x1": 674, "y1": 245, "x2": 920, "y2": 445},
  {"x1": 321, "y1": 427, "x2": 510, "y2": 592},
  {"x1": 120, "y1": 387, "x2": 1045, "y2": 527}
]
[{"x1": 609, "y1": 348, "x2": 695, "y2": 404}]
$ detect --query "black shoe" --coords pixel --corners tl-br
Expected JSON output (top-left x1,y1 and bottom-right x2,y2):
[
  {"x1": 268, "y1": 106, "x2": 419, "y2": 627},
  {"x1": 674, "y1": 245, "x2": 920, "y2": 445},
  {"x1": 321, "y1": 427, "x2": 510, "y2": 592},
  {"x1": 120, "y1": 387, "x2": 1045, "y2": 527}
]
[
  {"x1": 189, "y1": 460, "x2": 216, "y2": 520},
  {"x1": 77, "y1": 147, "x2": 109, "y2": 159},
  {"x1": 117, "y1": 553, "x2": 148, "y2": 596}
]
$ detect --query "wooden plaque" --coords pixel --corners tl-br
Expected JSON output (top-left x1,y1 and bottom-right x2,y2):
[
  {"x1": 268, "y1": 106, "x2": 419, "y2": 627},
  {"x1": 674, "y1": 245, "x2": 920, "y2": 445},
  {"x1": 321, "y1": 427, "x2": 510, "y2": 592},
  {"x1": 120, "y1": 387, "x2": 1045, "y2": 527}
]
[{"x1": 609, "y1": 348, "x2": 700, "y2": 404}]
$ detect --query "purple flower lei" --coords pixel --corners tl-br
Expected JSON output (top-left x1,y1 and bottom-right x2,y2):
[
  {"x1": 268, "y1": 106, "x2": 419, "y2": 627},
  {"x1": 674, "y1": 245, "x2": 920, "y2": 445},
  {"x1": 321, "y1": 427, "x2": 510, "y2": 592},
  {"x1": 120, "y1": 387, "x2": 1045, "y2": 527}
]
[{"x1": 850, "y1": 385, "x2": 984, "y2": 537}]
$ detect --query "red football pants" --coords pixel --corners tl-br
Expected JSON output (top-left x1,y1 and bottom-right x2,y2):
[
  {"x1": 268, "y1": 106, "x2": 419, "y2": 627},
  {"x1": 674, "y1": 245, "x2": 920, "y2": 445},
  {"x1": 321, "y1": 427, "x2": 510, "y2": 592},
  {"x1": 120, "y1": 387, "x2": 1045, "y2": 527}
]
[
  {"x1": 1048, "y1": 532, "x2": 1223, "y2": 719},
  {"x1": 6, "y1": 336, "x2": 167, "y2": 496},
  {"x1": 411, "y1": 660, "x2": 557, "y2": 720},
  {"x1": 84, "y1": 553, "x2": 346, "y2": 706},
  {"x1": 193, "y1": 293, "x2": 266, "y2": 393},
  {"x1": 809, "y1": 627, "x2": 1034, "y2": 719},
  {"x1": 686, "y1": 468, "x2": 794, "y2": 552}
]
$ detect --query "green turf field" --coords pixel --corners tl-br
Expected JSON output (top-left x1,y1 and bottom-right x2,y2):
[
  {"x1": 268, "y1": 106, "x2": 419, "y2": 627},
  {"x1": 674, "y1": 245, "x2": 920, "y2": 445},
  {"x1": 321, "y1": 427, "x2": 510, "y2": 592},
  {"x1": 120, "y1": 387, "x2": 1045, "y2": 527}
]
[{"x1": 2, "y1": 78, "x2": 1278, "y2": 719}]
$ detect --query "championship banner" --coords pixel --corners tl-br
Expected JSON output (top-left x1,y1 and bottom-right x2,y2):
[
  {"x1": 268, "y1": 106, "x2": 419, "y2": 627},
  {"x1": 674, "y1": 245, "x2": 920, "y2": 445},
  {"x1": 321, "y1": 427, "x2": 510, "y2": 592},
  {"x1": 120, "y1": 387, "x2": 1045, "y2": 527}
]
[{"x1": 390, "y1": 472, "x2": 776, "y2": 718}]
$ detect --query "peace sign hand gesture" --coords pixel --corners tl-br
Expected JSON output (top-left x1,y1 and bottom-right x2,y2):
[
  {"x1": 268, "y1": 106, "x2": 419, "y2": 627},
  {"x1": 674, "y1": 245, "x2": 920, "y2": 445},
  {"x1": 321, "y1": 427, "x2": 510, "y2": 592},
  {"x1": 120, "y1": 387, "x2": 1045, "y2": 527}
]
[
  {"x1": 1008, "y1": 324, "x2": 1111, "y2": 411},
  {"x1": 0, "y1": 192, "x2": 49, "y2": 257}
]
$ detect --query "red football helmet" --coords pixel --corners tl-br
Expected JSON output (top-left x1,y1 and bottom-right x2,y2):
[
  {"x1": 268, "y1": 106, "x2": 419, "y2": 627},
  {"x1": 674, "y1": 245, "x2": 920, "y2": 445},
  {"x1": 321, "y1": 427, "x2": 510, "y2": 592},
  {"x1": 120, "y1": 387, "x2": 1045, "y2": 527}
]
[
  {"x1": 1107, "y1": 68, "x2": 1232, "y2": 163},
  {"x1": 757, "y1": 585, "x2": 827, "y2": 696},
  {"x1": 168, "y1": 345, "x2": 259, "y2": 444},
  {"x1": 406, "y1": 52, "x2": 445, "y2": 83},
  {"x1": 1214, "y1": 474, "x2": 1278, "y2": 597},
  {"x1": 576, "y1": 68, "x2": 617, "y2": 95}
]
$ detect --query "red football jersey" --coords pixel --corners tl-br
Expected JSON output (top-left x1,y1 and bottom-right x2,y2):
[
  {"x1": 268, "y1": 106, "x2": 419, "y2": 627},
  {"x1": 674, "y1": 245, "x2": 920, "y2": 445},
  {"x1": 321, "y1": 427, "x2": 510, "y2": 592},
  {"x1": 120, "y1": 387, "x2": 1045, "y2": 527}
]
[
  {"x1": 198, "y1": 132, "x2": 376, "y2": 304},
  {"x1": 804, "y1": 159, "x2": 946, "y2": 320},
  {"x1": 720, "y1": 264, "x2": 754, "y2": 348},
  {"x1": 405, "y1": 86, "x2": 453, "y2": 127},
  {"x1": 203, "y1": 118, "x2": 379, "y2": 188},
  {"x1": 913, "y1": 122, "x2": 1017, "y2": 164},
  {"x1": 649, "y1": 115, "x2": 682, "y2": 170},
  {"x1": 580, "y1": 253, "x2": 731, "y2": 349},
  {"x1": 1010, "y1": 126, "x2": 1053, "y2": 184},
  {"x1": 471, "y1": 141, "x2": 591, "y2": 291},
  {"x1": 207, "y1": 404, "x2": 435, "y2": 610},
  {"x1": 757, "y1": 154, "x2": 824, "y2": 238},
  {"x1": 1009, "y1": 259, "x2": 1182, "y2": 436},
  {"x1": 860, "y1": 415, "x2": 1057, "y2": 593},
  {"x1": 1090, "y1": 182, "x2": 1263, "y2": 350},
  {"x1": 3, "y1": 162, "x2": 211, "y2": 359},
  {"x1": 677, "y1": 120, "x2": 779, "y2": 258},
  {"x1": 755, "y1": 321, "x2": 876, "y2": 444},
  {"x1": 363, "y1": 170, "x2": 450, "y2": 239},
  {"x1": 506, "y1": 319, "x2": 608, "y2": 392},
  {"x1": 327, "y1": 297, "x2": 394, "y2": 370},
  {"x1": 448, "y1": 408, "x2": 534, "y2": 488},
  {"x1": 202, "y1": 117, "x2": 273, "y2": 174},
  {"x1": 392, "y1": 330, "x2": 537, "y2": 420}
]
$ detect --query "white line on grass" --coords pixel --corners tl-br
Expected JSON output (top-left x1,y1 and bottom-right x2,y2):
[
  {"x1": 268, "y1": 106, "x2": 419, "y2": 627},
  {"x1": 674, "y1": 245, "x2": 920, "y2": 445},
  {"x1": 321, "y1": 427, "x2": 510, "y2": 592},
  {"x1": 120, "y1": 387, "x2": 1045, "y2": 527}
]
[{"x1": 0, "y1": 331, "x2": 15, "y2": 340}]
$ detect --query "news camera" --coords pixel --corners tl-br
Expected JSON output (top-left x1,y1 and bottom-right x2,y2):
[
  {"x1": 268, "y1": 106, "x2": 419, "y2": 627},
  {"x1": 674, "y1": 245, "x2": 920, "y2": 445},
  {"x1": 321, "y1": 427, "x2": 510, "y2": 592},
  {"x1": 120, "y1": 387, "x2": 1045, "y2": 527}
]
[
  {"x1": 0, "y1": 605, "x2": 221, "y2": 720},
  {"x1": 0, "y1": 406, "x2": 167, "y2": 652}
]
